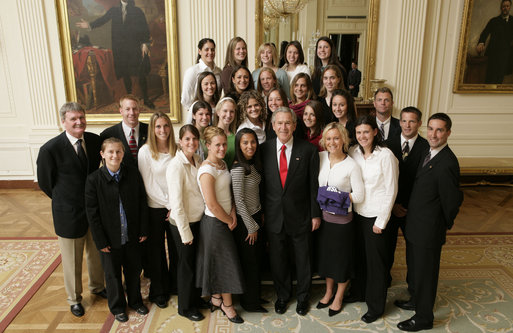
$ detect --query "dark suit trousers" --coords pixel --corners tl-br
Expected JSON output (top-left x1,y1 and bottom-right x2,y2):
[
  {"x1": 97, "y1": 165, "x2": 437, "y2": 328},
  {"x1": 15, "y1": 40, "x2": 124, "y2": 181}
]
[
  {"x1": 360, "y1": 215, "x2": 389, "y2": 316},
  {"x1": 386, "y1": 214, "x2": 413, "y2": 294},
  {"x1": 169, "y1": 222, "x2": 201, "y2": 314},
  {"x1": 267, "y1": 227, "x2": 311, "y2": 303},
  {"x1": 100, "y1": 241, "x2": 143, "y2": 315},
  {"x1": 233, "y1": 212, "x2": 264, "y2": 309},
  {"x1": 147, "y1": 208, "x2": 171, "y2": 300},
  {"x1": 409, "y1": 241, "x2": 441, "y2": 325}
]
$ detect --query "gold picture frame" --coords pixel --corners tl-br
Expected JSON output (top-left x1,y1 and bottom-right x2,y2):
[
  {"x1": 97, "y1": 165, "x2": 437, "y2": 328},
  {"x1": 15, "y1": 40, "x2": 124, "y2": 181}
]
[
  {"x1": 55, "y1": 0, "x2": 181, "y2": 124},
  {"x1": 454, "y1": 0, "x2": 513, "y2": 93}
]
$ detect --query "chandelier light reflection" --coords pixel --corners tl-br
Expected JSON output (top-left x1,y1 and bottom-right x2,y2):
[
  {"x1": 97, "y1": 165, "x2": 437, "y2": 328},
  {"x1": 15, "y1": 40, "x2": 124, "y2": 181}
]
[{"x1": 264, "y1": 0, "x2": 309, "y2": 18}]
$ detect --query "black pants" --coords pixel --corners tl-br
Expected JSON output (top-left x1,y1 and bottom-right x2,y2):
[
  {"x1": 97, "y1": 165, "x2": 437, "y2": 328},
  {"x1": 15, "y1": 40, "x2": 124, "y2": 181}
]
[
  {"x1": 349, "y1": 214, "x2": 366, "y2": 300},
  {"x1": 360, "y1": 215, "x2": 390, "y2": 316},
  {"x1": 267, "y1": 227, "x2": 311, "y2": 303},
  {"x1": 387, "y1": 214, "x2": 415, "y2": 295},
  {"x1": 232, "y1": 212, "x2": 264, "y2": 309},
  {"x1": 169, "y1": 222, "x2": 201, "y2": 314},
  {"x1": 409, "y1": 241, "x2": 442, "y2": 325},
  {"x1": 147, "y1": 208, "x2": 174, "y2": 300},
  {"x1": 100, "y1": 241, "x2": 143, "y2": 315}
]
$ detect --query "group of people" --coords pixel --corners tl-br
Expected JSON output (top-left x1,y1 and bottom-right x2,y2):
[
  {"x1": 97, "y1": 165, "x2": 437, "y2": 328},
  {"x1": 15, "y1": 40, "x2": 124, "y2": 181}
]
[{"x1": 37, "y1": 34, "x2": 463, "y2": 332}]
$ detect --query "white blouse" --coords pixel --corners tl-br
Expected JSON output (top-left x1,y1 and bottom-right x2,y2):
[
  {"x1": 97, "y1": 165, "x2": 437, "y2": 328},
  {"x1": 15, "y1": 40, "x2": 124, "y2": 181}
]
[
  {"x1": 318, "y1": 151, "x2": 365, "y2": 213},
  {"x1": 167, "y1": 150, "x2": 204, "y2": 243},
  {"x1": 197, "y1": 162, "x2": 232, "y2": 218},
  {"x1": 236, "y1": 118, "x2": 266, "y2": 144},
  {"x1": 349, "y1": 145, "x2": 399, "y2": 229},
  {"x1": 181, "y1": 59, "x2": 221, "y2": 110},
  {"x1": 282, "y1": 63, "x2": 311, "y2": 83},
  {"x1": 138, "y1": 144, "x2": 173, "y2": 209}
]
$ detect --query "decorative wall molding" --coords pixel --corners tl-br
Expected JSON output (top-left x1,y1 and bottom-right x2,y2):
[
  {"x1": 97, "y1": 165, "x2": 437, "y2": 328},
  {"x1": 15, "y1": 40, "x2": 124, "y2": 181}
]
[{"x1": 0, "y1": 18, "x2": 16, "y2": 118}]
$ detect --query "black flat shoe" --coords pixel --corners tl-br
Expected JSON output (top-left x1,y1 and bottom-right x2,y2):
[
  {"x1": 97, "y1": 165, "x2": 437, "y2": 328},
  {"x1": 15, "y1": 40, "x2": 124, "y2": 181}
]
[
  {"x1": 397, "y1": 318, "x2": 433, "y2": 332},
  {"x1": 114, "y1": 312, "x2": 128, "y2": 322},
  {"x1": 180, "y1": 309, "x2": 205, "y2": 321},
  {"x1": 220, "y1": 302, "x2": 244, "y2": 324},
  {"x1": 92, "y1": 289, "x2": 108, "y2": 299},
  {"x1": 361, "y1": 312, "x2": 380, "y2": 323},
  {"x1": 70, "y1": 303, "x2": 84, "y2": 317},
  {"x1": 274, "y1": 299, "x2": 288, "y2": 314},
  {"x1": 394, "y1": 299, "x2": 416, "y2": 311},
  {"x1": 316, "y1": 297, "x2": 333, "y2": 309}
]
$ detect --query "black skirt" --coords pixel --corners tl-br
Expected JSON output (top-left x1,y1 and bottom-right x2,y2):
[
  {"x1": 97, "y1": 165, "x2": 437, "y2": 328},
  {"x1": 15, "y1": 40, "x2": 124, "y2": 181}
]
[
  {"x1": 195, "y1": 215, "x2": 244, "y2": 296},
  {"x1": 317, "y1": 219, "x2": 355, "y2": 283}
]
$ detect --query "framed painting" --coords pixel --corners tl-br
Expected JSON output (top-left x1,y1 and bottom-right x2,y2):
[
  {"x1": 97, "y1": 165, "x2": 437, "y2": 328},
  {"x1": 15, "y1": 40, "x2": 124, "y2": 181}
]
[
  {"x1": 454, "y1": 0, "x2": 513, "y2": 93},
  {"x1": 56, "y1": 0, "x2": 181, "y2": 123}
]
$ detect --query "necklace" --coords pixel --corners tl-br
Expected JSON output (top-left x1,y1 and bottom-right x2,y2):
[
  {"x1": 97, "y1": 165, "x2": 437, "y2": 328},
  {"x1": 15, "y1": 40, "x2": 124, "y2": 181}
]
[{"x1": 206, "y1": 159, "x2": 225, "y2": 170}]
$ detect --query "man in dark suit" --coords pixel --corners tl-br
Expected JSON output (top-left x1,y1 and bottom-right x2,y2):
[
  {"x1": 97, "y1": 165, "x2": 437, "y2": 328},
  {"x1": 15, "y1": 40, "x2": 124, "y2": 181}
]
[
  {"x1": 385, "y1": 107, "x2": 429, "y2": 292},
  {"x1": 100, "y1": 94, "x2": 148, "y2": 167},
  {"x1": 374, "y1": 87, "x2": 400, "y2": 140},
  {"x1": 37, "y1": 102, "x2": 106, "y2": 317},
  {"x1": 347, "y1": 61, "x2": 362, "y2": 97},
  {"x1": 261, "y1": 107, "x2": 321, "y2": 316},
  {"x1": 76, "y1": 0, "x2": 154, "y2": 108},
  {"x1": 396, "y1": 113, "x2": 463, "y2": 332},
  {"x1": 476, "y1": 0, "x2": 513, "y2": 84}
]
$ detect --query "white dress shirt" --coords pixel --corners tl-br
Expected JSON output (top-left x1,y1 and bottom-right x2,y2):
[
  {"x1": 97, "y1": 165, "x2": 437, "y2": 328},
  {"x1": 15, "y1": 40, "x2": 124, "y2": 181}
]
[
  {"x1": 276, "y1": 137, "x2": 293, "y2": 170},
  {"x1": 318, "y1": 151, "x2": 365, "y2": 213},
  {"x1": 237, "y1": 118, "x2": 266, "y2": 144},
  {"x1": 282, "y1": 63, "x2": 311, "y2": 83},
  {"x1": 428, "y1": 142, "x2": 448, "y2": 160},
  {"x1": 65, "y1": 131, "x2": 86, "y2": 155},
  {"x1": 121, "y1": 121, "x2": 140, "y2": 145},
  {"x1": 138, "y1": 144, "x2": 173, "y2": 209},
  {"x1": 401, "y1": 133, "x2": 419, "y2": 151},
  {"x1": 167, "y1": 150, "x2": 204, "y2": 243},
  {"x1": 181, "y1": 59, "x2": 221, "y2": 110},
  {"x1": 349, "y1": 145, "x2": 399, "y2": 229}
]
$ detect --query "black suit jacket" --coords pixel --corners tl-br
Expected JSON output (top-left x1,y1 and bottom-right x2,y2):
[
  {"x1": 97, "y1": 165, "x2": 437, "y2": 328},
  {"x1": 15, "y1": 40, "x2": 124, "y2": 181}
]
[
  {"x1": 262, "y1": 138, "x2": 321, "y2": 235},
  {"x1": 85, "y1": 164, "x2": 149, "y2": 250},
  {"x1": 347, "y1": 68, "x2": 361, "y2": 95},
  {"x1": 37, "y1": 131, "x2": 102, "y2": 238},
  {"x1": 386, "y1": 132, "x2": 429, "y2": 209},
  {"x1": 405, "y1": 145, "x2": 463, "y2": 248},
  {"x1": 100, "y1": 122, "x2": 148, "y2": 167},
  {"x1": 389, "y1": 117, "x2": 400, "y2": 139}
]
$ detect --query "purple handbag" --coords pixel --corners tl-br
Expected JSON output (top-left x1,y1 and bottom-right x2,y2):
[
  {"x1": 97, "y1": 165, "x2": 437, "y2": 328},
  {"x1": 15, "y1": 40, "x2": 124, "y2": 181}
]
[{"x1": 316, "y1": 186, "x2": 351, "y2": 215}]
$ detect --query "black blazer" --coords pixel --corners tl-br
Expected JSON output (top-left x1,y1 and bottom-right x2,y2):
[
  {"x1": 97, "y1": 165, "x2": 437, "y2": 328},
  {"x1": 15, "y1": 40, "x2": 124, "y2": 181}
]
[
  {"x1": 37, "y1": 131, "x2": 102, "y2": 238},
  {"x1": 405, "y1": 146, "x2": 463, "y2": 248},
  {"x1": 389, "y1": 117, "x2": 400, "y2": 139},
  {"x1": 386, "y1": 132, "x2": 429, "y2": 209},
  {"x1": 85, "y1": 164, "x2": 149, "y2": 250},
  {"x1": 100, "y1": 122, "x2": 148, "y2": 167},
  {"x1": 261, "y1": 138, "x2": 321, "y2": 235}
]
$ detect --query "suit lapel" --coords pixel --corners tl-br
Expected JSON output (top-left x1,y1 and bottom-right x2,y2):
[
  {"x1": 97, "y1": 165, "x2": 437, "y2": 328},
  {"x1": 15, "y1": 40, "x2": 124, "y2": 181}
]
[
  {"x1": 138, "y1": 123, "x2": 147, "y2": 148},
  {"x1": 60, "y1": 132, "x2": 85, "y2": 172},
  {"x1": 283, "y1": 142, "x2": 301, "y2": 191},
  {"x1": 416, "y1": 146, "x2": 447, "y2": 177}
]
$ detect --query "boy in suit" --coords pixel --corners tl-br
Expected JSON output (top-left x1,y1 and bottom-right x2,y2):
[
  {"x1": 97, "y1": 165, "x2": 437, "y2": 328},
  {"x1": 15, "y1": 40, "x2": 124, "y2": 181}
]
[{"x1": 85, "y1": 137, "x2": 149, "y2": 322}]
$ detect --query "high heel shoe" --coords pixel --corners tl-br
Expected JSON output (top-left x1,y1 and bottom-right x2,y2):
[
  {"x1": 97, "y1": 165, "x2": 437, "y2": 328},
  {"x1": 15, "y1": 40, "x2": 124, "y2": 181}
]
[
  {"x1": 316, "y1": 296, "x2": 334, "y2": 309},
  {"x1": 220, "y1": 302, "x2": 244, "y2": 324},
  {"x1": 328, "y1": 300, "x2": 343, "y2": 317},
  {"x1": 209, "y1": 296, "x2": 222, "y2": 312}
]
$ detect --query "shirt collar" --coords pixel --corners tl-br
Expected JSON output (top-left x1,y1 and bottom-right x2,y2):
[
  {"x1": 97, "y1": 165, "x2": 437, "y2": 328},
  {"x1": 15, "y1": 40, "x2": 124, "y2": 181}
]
[
  {"x1": 122, "y1": 121, "x2": 139, "y2": 137},
  {"x1": 65, "y1": 131, "x2": 84, "y2": 146},
  {"x1": 429, "y1": 143, "x2": 448, "y2": 158},
  {"x1": 400, "y1": 133, "x2": 418, "y2": 147},
  {"x1": 276, "y1": 136, "x2": 293, "y2": 153},
  {"x1": 376, "y1": 117, "x2": 391, "y2": 126}
]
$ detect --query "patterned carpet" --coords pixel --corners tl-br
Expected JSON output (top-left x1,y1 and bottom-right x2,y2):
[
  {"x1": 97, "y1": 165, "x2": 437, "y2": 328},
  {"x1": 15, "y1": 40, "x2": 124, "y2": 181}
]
[
  {"x1": 0, "y1": 238, "x2": 61, "y2": 331},
  {"x1": 102, "y1": 234, "x2": 513, "y2": 332}
]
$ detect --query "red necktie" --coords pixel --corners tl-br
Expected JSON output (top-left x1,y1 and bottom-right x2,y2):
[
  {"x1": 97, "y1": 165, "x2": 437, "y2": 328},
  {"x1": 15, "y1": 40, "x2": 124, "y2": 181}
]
[
  {"x1": 128, "y1": 128, "x2": 138, "y2": 159},
  {"x1": 279, "y1": 145, "x2": 288, "y2": 188}
]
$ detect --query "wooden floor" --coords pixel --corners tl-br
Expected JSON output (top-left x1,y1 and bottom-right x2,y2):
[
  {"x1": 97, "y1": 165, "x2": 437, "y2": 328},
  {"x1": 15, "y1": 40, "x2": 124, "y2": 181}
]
[{"x1": 1, "y1": 186, "x2": 513, "y2": 332}]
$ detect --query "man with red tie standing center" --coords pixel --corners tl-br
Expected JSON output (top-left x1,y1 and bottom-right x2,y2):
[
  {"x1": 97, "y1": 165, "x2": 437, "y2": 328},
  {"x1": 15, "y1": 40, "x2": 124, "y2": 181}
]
[
  {"x1": 100, "y1": 94, "x2": 148, "y2": 167},
  {"x1": 261, "y1": 107, "x2": 321, "y2": 316}
]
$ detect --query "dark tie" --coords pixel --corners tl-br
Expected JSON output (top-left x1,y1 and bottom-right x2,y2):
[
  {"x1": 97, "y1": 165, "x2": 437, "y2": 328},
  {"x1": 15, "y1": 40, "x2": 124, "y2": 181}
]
[
  {"x1": 380, "y1": 123, "x2": 385, "y2": 139},
  {"x1": 279, "y1": 145, "x2": 287, "y2": 188},
  {"x1": 402, "y1": 141, "x2": 410, "y2": 161},
  {"x1": 128, "y1": 128, "x2": 138, "y2": 159},
  {"x1": 422, "y1": 151, "x2": 431, "y2": 167},
  {"x1": 113, "y1": 173, "x2": 120, "y2": 183},
  {"x1": 76, "y1": 139, "x2": 87, "y2": 169}
]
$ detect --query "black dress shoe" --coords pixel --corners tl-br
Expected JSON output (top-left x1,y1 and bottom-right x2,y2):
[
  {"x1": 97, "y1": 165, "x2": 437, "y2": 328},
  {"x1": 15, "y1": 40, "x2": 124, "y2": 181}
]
[
  {"x1": 132, "y1": 305, "x2": 149, "y2": 315},
  {"x1": 361, "y1": 312, "x2": 380, "y2": 323},
  {"x1": 70, "y1": 303, "x2": 84, "y2": 317},
  {"x1": 397, "y1": 318, "x2": 433, "y2": 332},
  {"x1": 92, "y1": 289, "x2": 108, "y2": 299},
  {"x1": 114, "y1": 312, "x2": 128, "y2": 322},
  {"x1": 180, "y1": 309, "x2": 205, "y2": 321},
  {"x1": 274, "y1": 299, "x2": 288, "y2": 314},
  {"x1": 154, "y1": 297, "x2": 168, "y2": 309},
  {"x1": 394, "y1": 299, "x2": 416, "y2": 311},
  {"x1": 316, "y1": 297, "x2": 333, "y2": 309},
  {"x1": 296, "y1": 301, "x2": 309, "y2": 316}
]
